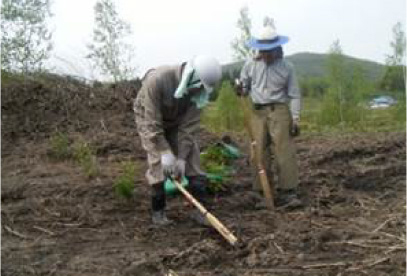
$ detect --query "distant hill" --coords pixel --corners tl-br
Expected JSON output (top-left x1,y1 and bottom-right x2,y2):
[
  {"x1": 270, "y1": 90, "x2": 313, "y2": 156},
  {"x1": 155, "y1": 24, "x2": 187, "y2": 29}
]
[{"x1": 222, "y1": 52, "x2": 385, "y2": 82}]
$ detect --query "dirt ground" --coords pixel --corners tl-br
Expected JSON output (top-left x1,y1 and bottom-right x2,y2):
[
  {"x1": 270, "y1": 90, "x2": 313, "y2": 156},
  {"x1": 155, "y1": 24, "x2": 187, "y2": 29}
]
[{"x1": 1, "y1": 78, "x2": 406, "y2": 276}]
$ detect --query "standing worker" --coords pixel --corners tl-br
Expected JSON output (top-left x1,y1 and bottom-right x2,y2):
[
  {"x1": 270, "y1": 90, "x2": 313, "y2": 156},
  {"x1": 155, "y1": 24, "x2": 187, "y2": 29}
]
[
  {"x1": 236, "y1": 19, "x2": 302, "y2": 208},
  {"x1": 134, "y1": 55, "x2": 222, "y2": 225}
]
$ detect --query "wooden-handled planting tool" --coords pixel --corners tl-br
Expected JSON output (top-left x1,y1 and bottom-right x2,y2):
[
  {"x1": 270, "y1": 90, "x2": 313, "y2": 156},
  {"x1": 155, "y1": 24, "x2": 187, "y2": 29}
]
[{"x1": 173, "y1": 179, "x2": 238, "y2": 246}]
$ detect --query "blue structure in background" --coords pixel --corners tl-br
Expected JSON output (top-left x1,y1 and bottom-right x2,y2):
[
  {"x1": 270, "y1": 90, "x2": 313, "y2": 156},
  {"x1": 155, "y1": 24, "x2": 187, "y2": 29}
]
[{"x1": 369, "y1": 95, "x2": 397, "y2": 109}]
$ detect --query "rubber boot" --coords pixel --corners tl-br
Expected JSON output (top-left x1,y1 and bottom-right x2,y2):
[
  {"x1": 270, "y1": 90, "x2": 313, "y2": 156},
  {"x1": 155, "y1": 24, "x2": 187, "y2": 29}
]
[
  {"x1": 151, "y1": 182, "x2": 173, "y2": 226},
  {"x1": 151, "y1": 210, "x2": 172, "y2": 226},
  {"x1": 276, "y1": 189, "x2": 303, "y2": 209}
]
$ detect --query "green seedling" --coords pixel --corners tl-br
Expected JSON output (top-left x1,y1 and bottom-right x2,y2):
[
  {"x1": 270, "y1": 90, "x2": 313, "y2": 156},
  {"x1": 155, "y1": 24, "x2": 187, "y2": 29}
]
[
  {"x1": 49, "y1": 131, "x2": 70, "y2": 160},
  {"x1": 73, "y1": 140, "x2": 99, "y2": 178},
  {"x1": 114, "y1": 161, "x2": 136, "y2": 199},
  {"x1": 200, "y1": 143, "x2": 238, "y2": 193}
]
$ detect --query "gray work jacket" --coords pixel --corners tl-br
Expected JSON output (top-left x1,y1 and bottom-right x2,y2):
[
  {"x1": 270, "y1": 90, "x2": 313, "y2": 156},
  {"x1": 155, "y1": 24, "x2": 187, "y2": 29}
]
[{"x1": 240, "y1": 58, "x2": 301, "y2": 119}]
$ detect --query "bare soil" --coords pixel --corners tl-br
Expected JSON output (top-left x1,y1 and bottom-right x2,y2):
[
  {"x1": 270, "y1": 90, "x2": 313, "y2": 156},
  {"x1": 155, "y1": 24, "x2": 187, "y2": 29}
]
[{"x1": 2, "y1": 77, "x2": 406, "y2": 276}]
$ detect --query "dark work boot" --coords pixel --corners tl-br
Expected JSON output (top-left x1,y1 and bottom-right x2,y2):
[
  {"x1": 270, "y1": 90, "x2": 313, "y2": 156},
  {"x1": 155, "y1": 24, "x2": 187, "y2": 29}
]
[
  {"x1": 151, "y1": 182, "x2": 173, "y2": 226},
  {"x1": 151, "y1": 210, "x2": 173, "y2": 226},
  {"x1": 276, "y1": 189, "x2": 303, "y2": 210}
]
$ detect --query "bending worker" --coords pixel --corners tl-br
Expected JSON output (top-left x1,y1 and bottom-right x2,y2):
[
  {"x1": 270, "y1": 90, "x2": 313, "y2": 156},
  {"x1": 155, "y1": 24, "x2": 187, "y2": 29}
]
[
  {"x1": 237, "y1": 19, "x2": 302, "y2": 208},
  {"x1": 134, "y1": 55, "x2": 222, "y2": 225}
]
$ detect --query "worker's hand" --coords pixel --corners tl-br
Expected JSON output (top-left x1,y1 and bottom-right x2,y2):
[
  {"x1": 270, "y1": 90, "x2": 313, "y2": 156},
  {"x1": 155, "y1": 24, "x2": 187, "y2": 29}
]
[
  {"x1": 160, "y1": 151, "x2": 176, "y2": 177},
  {"x1": 236, "y1": 87, "x2": 249, "y2": 97},
  {"x1": 174, "y1": 159, "x2": 186, "y2": 179},
  {"x1": 290, "y1": 119, "x2": 300, "y2": 137},
  {"x1": 233, "y1": 79, "x2": 249, "y2": 97}
]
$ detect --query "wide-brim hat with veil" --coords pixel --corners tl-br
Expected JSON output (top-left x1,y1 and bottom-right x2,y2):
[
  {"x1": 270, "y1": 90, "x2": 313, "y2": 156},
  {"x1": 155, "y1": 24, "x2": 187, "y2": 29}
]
[{"x1": 247, "y1": 18, "x2": 289, "y2": 51}]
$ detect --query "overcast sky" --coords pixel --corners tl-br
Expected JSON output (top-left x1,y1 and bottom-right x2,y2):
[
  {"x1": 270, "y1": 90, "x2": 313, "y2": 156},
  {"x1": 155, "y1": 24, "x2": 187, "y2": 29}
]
[{"x1": 49, "y1": 0, "x2": 406, "y2": 79}]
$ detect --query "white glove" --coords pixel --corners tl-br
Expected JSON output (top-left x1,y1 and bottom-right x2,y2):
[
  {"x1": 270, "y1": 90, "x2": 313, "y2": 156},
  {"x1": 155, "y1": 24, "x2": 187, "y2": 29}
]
[
  {"x1": 175, "y1": 159, "x2": 186, "y2": 178},
  {"x1": 160, "y1": 151, "x2": 176, "y2": 177}
]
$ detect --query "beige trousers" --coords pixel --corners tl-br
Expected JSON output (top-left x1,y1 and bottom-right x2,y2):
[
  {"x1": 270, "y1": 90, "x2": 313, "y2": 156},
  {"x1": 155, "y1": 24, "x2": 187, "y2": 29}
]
[{"x1": 250, "y1": 103, "x2": 299, "y2": 192}]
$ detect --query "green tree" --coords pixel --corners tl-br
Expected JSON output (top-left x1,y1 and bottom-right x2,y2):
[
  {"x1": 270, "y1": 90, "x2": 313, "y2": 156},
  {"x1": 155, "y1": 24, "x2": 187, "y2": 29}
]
[
  {"x1": 217, "y1": 82, "x2": 244, "y2": 131},
  {"x1": 320, "y1": 40, "x2": 346, "y2": 125},
  {"x1": 1, "y1": 0, "x2": 53, "y2": 73},
  {"x1": 350, "y1": 65, "x2": 371, "y2": 100},
  {"x1": 87, "y1": 0, "x2": 136, "y2": 82},
  {"x1": 327, "y1": 40, "x2": 346, "y2": 92},
  {"x1": 380, "y1": 66, "x2": 405, "y2": 92},
  {"x1": 348, "y1": 65, "x2": 371, "y2": 126},
  {"x1": 386, "y1": 22, "x2": 406, "y2": 66},
  {"x1": 231, "y1": 5, "x2": 252, "y2": 62},
  {"x1": 299, "y1": 77, "x2": 329, "y2": 98},
  {"x1": 321, "y1": 40, "x2": 371, "y2": 127},
  {"x1": 380, "y1": 22, "x2": 406, "y2": 93},
  {"x1": 384, "y1": 22, "x2": 406, "y2": 126},
  {"x1": 202, "y1": 82, "x2": 245, "y2": 133}
]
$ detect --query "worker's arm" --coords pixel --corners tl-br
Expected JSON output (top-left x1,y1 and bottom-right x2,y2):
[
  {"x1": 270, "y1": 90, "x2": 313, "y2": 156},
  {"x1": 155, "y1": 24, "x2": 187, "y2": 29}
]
[
  {"x1": 138, "y1": 75, "x2": 171, "y2": 154},
  {"x1": 286, "y1": 64, "x2": 301, "y2": 121},
  {"x1": 238, "y1": 60, "x2": 253, "y2": 96},
  {"x1": 286, "y1": 63, "x2": 301, "y2": 136}
]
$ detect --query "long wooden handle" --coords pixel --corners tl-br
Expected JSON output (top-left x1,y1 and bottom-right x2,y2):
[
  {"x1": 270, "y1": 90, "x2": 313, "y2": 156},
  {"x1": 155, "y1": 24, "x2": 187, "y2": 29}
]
[
  {"x1": 258, "y1": 165, "x2": 274, "y2": 208},
  {"x1": 241, "y1": 97, "x2": 274, "y2": 209},
  {"x1": 173, "y1": 180, "x2": 238, "y2": 246}
]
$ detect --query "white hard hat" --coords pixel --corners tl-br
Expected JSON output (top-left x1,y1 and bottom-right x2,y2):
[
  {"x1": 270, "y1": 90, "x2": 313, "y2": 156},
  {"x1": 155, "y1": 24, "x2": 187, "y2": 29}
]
[{"x1": 191, "y1": 55, "x2": 222, "y2": 92}]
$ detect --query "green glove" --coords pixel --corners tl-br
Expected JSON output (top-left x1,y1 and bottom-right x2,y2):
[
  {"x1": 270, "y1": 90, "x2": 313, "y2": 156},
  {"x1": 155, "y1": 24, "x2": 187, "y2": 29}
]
[{"x1": 164, "y1": 176, "x2": 189, "y2": 195}]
